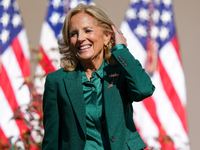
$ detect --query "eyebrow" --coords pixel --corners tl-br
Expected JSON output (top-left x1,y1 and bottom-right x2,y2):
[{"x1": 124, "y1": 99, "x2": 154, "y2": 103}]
[
  {"x1": 83, "y1": 26, "x2": 93, "y2": 29},
  {"x1": 69, "y1": 26, "x2": 94, "y2": 31}
]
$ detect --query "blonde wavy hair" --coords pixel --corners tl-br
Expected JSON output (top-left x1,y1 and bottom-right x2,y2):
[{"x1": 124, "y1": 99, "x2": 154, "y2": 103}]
[{"x1": 58, "y1": 4, "x2": 116, "y2": 71}]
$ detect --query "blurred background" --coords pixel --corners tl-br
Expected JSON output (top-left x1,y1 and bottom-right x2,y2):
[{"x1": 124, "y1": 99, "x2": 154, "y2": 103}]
[{"x1": 1, "y1": 0, "x2": 199, "y2": 149}]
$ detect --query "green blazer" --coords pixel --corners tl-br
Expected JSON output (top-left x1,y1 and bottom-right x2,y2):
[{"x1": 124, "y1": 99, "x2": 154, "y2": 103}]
[{"x1": 42, "y1": 44, "x2": 155, "y2": 150}]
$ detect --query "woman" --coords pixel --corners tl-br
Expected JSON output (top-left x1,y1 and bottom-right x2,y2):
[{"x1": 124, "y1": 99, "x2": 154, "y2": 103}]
[{"x1": 42, "y1": 4, "x2": 155, "y2": 150}]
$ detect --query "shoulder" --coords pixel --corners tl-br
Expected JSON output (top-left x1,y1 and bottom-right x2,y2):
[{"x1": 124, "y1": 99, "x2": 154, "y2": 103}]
[
  {"x1": 45, "y1": 68, "x2": 69, "y2": 83},
  {"x1": 48, "y1": 68, "x2": 66, "y2": 75},
  {"x1": 46, "y1": 67, "x2": 81, "y2": 82},
  {"x1": 47, "y1": 68, "x2": 65, "y2": 77}
]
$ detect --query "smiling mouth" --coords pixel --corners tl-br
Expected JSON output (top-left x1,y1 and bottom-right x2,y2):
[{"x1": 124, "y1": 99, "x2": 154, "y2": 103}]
[{"x1": 79, "y1": 45, "x2": 91, "y2": 50}]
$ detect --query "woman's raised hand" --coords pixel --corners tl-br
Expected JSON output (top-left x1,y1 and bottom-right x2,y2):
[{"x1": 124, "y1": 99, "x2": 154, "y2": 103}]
[{"x1": 111, "y1": 25, "x2": 127, "y2": 46}]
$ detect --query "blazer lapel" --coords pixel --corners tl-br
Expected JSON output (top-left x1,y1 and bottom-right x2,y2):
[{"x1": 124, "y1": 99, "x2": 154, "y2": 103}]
[
  {"x1": 103, "y1": 63, "x2": 121, "y2": 126},
  {"x1": 63, "y1": 67, "x2": 86, "y2": 135}
]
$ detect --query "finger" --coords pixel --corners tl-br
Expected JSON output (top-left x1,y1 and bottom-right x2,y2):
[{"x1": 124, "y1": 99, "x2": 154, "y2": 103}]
[{"x1": 111, "y1": 25, "x2": 118, "y2": 35}]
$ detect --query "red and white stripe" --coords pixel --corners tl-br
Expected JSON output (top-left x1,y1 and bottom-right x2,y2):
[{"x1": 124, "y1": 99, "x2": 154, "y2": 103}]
[
  {"x1": 34, "y1": 22, "x2": 60, "y2": 94},
  {"x1": 120, "y1": 21, "x2": 189, "y2": 150},
  {"x1": 0, "y1": 29, "x2": 31, "y2": 144}
]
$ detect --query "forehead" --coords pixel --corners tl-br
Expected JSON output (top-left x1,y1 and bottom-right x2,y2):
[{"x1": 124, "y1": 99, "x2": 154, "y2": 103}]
[{"x1": 69, "y1": 12, "x2": 99, "y2": 29}]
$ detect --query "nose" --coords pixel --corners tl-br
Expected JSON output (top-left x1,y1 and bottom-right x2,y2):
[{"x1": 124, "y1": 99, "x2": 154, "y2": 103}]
[{"x1": 77, "y1": 31, "x2": 85, "y2": 42}]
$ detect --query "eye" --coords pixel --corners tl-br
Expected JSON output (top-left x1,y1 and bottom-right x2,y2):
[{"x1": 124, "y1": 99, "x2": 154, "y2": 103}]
[
  {"x1": 69, "y1": 32, "x2": 77, "y2": 37},
  {"x1": 85, "y1": 29, "x2": 92, "y2": 33}
]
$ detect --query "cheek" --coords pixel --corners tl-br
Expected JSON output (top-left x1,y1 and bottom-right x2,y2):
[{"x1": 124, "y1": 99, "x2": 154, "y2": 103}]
[
  {"x1": 71, "y1": 45, "x2": 76, "y2": 54},
  {"x1": 69, "y1": 41, "x2": 77, "y2": 54},
  {"x1": 93, "y1": 34, "x2": 105, "y2": 46},
  {"x1": 70, "y1": 37, "x2": 77, "y2": 46},
  {"x1": 71, "y1": 47, "x2": 77, "y2": 56}
]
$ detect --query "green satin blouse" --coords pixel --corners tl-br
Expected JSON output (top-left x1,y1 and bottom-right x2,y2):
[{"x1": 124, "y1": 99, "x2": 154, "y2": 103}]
[{"x1": 81, "y1": 60, "x2": 108, "y2": 150}]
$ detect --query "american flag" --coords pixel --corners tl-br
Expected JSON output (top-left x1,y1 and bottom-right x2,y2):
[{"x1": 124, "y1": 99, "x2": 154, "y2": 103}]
[
  {"x1": 120, "y1": 0, "x2": 189, "y2": 149},
  {"x1": 34, "y1": 0, "x2": 94, "y2": 94},
  {"x1": 0, "y1": 0, "x2": 30, "y2": 146}
]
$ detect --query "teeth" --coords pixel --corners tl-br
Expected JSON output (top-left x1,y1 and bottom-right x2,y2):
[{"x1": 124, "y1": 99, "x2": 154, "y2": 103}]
[{"x1": 80, "y1": 45, "x2": 90, "y2": 50}]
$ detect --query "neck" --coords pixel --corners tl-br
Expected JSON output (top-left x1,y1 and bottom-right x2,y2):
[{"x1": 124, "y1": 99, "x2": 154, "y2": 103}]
[{"x1": 80, "y1": 56, "x2": 103, "y2": 81}]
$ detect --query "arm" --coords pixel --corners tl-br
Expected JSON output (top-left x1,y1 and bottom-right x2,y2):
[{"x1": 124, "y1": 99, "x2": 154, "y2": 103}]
[
  {"x1": 42, "y1": 74, "x2": 59, "y2": 150},
  {"x1": 111, "y1": 25, "x2": 155, "y2": 102},
  {"x1": 111, "y1": 44, "x2": 155, "y2": 101}
]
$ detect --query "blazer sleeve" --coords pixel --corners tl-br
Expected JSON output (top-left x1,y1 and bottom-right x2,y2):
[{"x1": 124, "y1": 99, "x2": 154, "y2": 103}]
[
  {"x1": 42, "y1": 74, "x2": 59, "y2": 150},
  {"x1": 111, "y1": 44, "x2": 155, "y2": 102}
]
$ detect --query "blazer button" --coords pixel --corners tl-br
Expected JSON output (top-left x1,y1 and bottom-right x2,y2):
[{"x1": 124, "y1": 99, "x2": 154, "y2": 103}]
[{"x1": 111, "y1": 136, "x2": 115, "y2": 142}]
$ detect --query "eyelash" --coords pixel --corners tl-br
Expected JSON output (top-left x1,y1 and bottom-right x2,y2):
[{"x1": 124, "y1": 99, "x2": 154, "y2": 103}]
[
  {"x1": 70, "y1": 33, "x2": 76, "y2": 37},
  {"x1": 85, "y1": 30, "x2": 92, "y2": 33}
]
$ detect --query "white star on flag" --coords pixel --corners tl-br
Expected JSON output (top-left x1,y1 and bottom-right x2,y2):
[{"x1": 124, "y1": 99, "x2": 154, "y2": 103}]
[
  {"x1": 134, "y1": 24, "x2": 147, "y2": 37},
  {"x1": 52, "y1": 0, "x2": 62, "y2": 9},
  {"x1": 70, "y1": 0, "x2": 79, "y2": 9},
  {"x1": 0, "y1": 29, "x2": 10, "y2": 44},
  {"x1": 59, "y1": 15, "x2": 66, "y2": 23},
  {"x1": 13, "y1": 1, "x2": 19, "y2": 11},
  {"x1": 141, "y1": 0, "x2": 150, "y2": 4},
  {"x1": 160, "y1": 10, "x2": 172, "y2": 24},
  {"x1": 159, "y1": 26, "x2": 169, "y2": 40},
  {"x1": 138, "y1": 8, "x2": 149, "y2": 21},
  {"x1": 0, "y1": 13, "x2": 10, "y2": 27},
  {"x1": 154, "y1": 0, "x2": 161, "y2": 5},
  {"x1": 163, "y1": 0, "x2": 172, "y2": 7},
  {"x1": 130, "y1": 0, "x2": 139, "y2": 4},
  {"x1": 126, "y1": 8, "x2": 137, "y2": 20},
  {"x1": 152, "y1": 9, "x2": 160, "y2": 23},
  {"x1": 12, "y1": 14, "x2": 22, "y2": 28},
  {"x1": 151, "y1": 25, "x2": 159, "y2": 39},
  {"x1": 49, "y1": 12, "x2": 60, "y2": 25},
  {"x1": 0, "y1": 0, "x2": 11, "y2": 10}
]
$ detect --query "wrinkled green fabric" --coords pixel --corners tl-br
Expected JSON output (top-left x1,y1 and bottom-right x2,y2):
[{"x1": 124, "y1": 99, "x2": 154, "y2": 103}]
[{"x1": 81, "y1": 61, "x2": 105, "y2": 150}]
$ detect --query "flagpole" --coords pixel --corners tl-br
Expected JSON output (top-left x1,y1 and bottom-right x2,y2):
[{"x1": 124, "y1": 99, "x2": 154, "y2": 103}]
[
  {"x1": 145, "y1": 0, "x2": 158, "y2": 75},
  {"x1": 64, "y1": 0, "x2": 71, "y2": 14}
]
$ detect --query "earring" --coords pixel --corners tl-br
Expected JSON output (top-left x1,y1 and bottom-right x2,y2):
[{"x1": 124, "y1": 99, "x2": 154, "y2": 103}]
[{"x1": 104, "y1": 44, "x2": 108, "y2": 51}]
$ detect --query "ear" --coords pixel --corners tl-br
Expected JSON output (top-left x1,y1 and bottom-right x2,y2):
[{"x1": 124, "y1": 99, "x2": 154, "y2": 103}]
[{"x1": 103, "y1": 32, "x2": 112, "y2": 45}]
